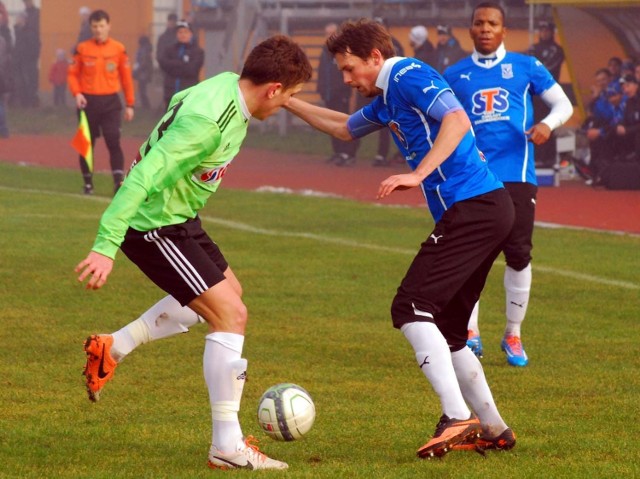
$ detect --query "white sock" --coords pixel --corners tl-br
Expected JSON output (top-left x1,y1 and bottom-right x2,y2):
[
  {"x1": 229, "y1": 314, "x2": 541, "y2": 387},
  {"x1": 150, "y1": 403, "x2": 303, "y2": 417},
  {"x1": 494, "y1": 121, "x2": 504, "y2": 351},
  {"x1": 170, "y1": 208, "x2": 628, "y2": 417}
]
[
  {"x1": 204, "y1": 332, "x2": 246, "y2": 452},
  {"x1": 401, "y1": 321, "x2": 470, "y2": 420},
  {"x1": 110, "y1": 296, "x2": 202, "y2": 361},
  {"x1": 467, "y1": 301, "x2": 480, "y2": 335},
  {"x1": 451, "y1": 347, "x2": 508, "y2": 437},
  {"x1": 504, "y1": 264, "x2": 532, "y2": 337}
]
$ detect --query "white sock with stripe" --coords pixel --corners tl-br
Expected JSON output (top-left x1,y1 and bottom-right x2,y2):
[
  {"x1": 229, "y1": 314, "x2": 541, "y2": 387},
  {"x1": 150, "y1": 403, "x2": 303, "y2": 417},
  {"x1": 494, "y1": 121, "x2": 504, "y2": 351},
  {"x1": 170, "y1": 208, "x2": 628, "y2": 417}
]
[
  {"x1": 110, "y1": 295, "x2": 203, "y2": 362},
  {"x1": 504, "y1": 264, "x2": 531, "y2": 337},
  {"x1": 205, "y1": 332, "x2": 246, "y2": 452},
  {"x1": 401, "y1": 321, "x2": 470, "y2": 420}
]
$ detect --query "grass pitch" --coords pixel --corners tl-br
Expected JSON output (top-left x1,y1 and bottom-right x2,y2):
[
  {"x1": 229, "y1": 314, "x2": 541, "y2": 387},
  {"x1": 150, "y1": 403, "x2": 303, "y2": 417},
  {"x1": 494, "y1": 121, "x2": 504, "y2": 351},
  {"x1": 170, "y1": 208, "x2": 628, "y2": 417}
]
[{"x1": 0, "y1": 162, "x2": 638, "y2": 478}]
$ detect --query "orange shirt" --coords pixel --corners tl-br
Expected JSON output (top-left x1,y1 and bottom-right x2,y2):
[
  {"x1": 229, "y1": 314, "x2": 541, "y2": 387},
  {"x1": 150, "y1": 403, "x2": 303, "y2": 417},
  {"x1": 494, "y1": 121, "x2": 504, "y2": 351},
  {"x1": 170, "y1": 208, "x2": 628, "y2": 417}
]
[{"x1": 68, "y1": 37, "x2": 135, "y2": 107}]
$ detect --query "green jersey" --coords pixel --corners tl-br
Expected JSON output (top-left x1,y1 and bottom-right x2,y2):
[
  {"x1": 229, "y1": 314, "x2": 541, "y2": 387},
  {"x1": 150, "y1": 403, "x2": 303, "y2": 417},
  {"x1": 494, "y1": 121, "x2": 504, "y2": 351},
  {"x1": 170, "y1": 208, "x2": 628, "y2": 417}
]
[{"x1": 92, "y1": 72, "x2": 250, "y2": 259}]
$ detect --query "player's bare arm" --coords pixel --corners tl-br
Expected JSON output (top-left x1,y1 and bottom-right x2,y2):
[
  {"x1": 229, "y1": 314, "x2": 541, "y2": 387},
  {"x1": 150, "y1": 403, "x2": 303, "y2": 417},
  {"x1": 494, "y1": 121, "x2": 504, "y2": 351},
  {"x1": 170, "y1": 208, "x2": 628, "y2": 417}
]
[
  {"x1": 285, "y1": 97, "x2": 352, "y2": 140},
  {"x1": 378, "y1": 110, "x2": 471, "y2": 199},
  {"x1": 75, "y1": 251, "x2": 114, "y2": 290}
]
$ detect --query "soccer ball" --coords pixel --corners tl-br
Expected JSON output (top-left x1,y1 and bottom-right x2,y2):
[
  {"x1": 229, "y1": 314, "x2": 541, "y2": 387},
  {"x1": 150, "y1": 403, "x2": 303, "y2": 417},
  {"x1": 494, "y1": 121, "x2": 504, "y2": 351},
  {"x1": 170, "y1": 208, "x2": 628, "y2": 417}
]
[{"x1": 256, "y1": 383, "x2": 315, "y2": 441}]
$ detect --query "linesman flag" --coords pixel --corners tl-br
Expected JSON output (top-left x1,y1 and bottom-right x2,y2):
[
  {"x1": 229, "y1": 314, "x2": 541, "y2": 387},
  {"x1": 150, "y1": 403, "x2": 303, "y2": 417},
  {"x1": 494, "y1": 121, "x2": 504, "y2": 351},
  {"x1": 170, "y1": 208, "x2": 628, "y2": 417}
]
[{"x1": 71, "y1": 110, "x2": 93, "y2": 172}]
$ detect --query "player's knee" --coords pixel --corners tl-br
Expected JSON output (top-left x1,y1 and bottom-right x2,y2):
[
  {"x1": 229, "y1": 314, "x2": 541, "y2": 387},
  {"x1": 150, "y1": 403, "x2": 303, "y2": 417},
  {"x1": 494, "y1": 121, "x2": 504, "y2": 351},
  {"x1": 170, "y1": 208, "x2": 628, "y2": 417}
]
[
  {"x1": 505, "y1": 258, "x2": 530, "y2": 271},
  {"x1": 229, "y1": 301, "x2": 248, "y2": 330}
]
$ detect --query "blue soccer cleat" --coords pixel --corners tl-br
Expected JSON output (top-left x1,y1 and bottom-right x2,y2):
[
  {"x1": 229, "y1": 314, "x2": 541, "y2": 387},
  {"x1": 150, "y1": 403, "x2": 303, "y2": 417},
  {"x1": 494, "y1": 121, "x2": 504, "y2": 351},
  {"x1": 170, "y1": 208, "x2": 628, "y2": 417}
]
[
  {"x1": 467, "y1": 330, "x2": 484, "y2": 358},
  {"x1": 501, "y1": 335, "x2": 528, "y2": 367}
]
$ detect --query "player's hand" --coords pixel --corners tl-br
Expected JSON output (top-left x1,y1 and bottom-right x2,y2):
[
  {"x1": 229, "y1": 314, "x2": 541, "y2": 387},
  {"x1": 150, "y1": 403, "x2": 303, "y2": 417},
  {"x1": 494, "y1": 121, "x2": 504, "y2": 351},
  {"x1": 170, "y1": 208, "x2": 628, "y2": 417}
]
[
  {"x1": 616, "y1": 125, "x2": 626, "y2": 136},
  {"x1": 377, "y1": 172, "x2": 423, "y2": 199},
  {"x1": 586, "y1": 128, "x2": 601, "y2": 141},
  {"x1": 526, "y1": 123, "x2": 551, "y2": 145},
  {"x1": 75, "y1": 251, "x2": 114, "y2": 290}
]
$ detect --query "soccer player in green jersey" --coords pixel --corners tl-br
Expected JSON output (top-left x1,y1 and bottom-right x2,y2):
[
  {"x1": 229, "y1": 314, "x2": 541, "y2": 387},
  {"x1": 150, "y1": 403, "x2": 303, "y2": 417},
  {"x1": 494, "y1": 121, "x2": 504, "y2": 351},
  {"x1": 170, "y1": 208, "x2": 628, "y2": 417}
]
[{"x1": 75, "y1": 35, "x2": 312, "y2": 471}]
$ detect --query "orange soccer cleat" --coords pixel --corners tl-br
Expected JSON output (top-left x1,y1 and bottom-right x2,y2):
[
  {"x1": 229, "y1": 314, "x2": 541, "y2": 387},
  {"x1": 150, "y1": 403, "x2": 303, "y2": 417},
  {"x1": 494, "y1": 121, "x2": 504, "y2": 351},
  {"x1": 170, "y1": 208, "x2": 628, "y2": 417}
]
[{"x1": 82, "y1": 334, "x2": 117, "y2": 402}]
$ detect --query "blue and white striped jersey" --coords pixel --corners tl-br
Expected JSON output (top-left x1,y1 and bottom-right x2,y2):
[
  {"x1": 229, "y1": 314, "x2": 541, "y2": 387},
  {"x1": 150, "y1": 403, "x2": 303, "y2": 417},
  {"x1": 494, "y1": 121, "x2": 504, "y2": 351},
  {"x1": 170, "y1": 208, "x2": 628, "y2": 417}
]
[{"x1": 444, "y1": 48, "x2": 556, "y2": 184}]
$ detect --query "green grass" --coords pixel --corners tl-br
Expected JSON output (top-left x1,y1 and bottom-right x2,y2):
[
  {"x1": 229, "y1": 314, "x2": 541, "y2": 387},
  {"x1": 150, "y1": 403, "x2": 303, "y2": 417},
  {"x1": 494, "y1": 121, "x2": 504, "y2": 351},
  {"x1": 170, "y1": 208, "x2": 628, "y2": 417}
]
[{"x1": 0, "y1": 161, "x2": 639, "y2": 478}]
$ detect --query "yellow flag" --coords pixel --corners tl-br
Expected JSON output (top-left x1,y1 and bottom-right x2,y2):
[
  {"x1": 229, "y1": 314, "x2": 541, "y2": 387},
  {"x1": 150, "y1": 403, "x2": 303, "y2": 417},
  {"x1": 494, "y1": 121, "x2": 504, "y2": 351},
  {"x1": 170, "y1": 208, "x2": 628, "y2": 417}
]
[{"x1": 71, "y1": 110, "x2": 93, "y2": 172}]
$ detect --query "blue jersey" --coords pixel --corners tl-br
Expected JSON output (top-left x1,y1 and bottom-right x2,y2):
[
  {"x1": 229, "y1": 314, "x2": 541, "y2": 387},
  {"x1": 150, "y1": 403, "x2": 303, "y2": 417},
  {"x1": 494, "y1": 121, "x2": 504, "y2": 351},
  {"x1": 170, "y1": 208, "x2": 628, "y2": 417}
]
[
  {"x1": 444, "y1": 49, "x2": 556, "y2": 184},
  {"x1": 358, "y1": 57, "x2": 503, "y2": 223}
]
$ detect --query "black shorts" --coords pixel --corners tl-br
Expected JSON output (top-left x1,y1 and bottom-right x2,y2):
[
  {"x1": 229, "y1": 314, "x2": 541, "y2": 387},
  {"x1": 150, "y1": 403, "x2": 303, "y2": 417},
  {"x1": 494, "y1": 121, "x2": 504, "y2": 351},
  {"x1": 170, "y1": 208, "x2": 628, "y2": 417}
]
[
  {"x1": 390, "y1": 188, "x2": 515, "y2": 350},
  {"x1": 503, "y1": 182, "x2": 537, "y2": 271},
  {"x1": 120, "y1": 216, "x2": 228, "y2": 306}
]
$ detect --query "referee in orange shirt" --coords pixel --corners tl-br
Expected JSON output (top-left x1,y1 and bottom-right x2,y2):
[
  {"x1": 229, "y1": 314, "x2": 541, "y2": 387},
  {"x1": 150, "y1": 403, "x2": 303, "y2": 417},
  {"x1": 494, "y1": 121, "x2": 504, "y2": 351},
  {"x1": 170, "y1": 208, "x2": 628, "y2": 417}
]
[{"x1": 68, "y1": 9, "x2": 135, "y2": 195}]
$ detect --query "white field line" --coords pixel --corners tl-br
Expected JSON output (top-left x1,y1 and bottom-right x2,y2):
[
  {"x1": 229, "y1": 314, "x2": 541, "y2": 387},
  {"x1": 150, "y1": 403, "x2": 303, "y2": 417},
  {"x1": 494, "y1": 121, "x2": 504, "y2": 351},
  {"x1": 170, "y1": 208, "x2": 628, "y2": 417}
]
[{"x1": 3, "y1": 185, "x2": 639, "y2": 291}]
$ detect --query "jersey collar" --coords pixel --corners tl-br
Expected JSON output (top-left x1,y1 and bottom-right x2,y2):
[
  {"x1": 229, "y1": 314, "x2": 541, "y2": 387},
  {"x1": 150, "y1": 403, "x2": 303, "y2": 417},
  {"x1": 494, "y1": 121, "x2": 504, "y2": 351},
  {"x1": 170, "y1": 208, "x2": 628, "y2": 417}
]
[
  {"x1": 376, "y1": 56, "x2": 404, "y2": 104},
  {"x1": 236, "y1": 82, "x2": 251, "y2": 120},
  {"x1": 471, "y1": 43, "x2": 506, "y2": 68}
]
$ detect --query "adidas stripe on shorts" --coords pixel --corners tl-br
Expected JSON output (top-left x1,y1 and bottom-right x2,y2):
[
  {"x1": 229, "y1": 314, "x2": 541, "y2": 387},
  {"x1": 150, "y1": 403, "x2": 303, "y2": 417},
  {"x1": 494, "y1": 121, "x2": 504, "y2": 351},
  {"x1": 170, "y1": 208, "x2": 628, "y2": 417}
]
[{"x1": 120, "y1": 216, "x2": 228, "y2": 305}]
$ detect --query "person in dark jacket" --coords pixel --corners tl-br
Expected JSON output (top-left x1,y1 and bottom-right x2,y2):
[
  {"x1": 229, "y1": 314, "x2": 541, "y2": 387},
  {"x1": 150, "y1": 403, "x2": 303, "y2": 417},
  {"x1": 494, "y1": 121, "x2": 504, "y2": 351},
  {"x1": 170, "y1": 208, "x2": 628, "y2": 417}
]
[
  {"x1": 408, "y1": 25, "x2": 434, "y2": 65},
  {"x1": 133, "y1": 35, "x2": 153, "y2": 110},
  {"x1": 433, "y1": 24, "x2": 466, "y2": 74},
  {"x1": 158, "y1": 20, "x2": 204, "y2": 111},
  {"x1": 0, "y1": 33, "x2": 11, "y2": 137},
  {"x1": 615, "y1": 74, "x2": 640, "y2": 160},
  {"x1": 528, "y1": 20, "x2": 566, "y2": 167},
  {"x1": 316, "y1": 22, "x2": 357, "y2": 165}
]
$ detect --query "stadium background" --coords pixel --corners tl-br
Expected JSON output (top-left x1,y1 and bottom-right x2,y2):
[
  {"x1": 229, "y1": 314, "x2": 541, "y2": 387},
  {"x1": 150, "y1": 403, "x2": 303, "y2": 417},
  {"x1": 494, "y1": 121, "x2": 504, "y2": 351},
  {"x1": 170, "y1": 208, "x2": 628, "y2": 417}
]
[{"x1": 1, "y1": 0, "x2": 639, "y2": 124}]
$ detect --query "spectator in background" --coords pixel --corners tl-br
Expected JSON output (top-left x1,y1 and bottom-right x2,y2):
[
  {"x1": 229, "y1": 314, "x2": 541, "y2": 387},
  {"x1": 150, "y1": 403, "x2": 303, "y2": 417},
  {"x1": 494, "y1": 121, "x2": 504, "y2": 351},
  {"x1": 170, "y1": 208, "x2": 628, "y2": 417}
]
[
  {"x1": 12, "y1": 12, "x2": 30, "y2": 106},
  {"x1": 316, "y1": 22, "x2": 357, "y2": 166},
  {"x1": 0, "y1": 31, "x2": 11, "y2": 138},
  {"x1": 408, "y1": 25, "x2": 434, "y2": 64},
  {"x1": 156, "y1": 12, "x2": 178, "y2": 109},
  {"x1": 433, "y1": 24, "x2": 466, "y2": 74},
  {"x1": 133, "y1": 35, "x2": 153, "y2": 110},
  {"x1": 614, "y1": 74, "x2": 640, "y2": 160},
  {"x1": 583, "y1": 68, "x2": 618, "y2": 186},
  {"x1": 0, "y1": 1, "x2": 11, "y2": 52},
  {"x1": 634, "y1": 62, "x2": 640, "y2": 84},
  {"x1": 528, "y1": 20, "x2": 564, "y2": 80},
  {"x1": 76, "y1": 6, "x2": 92, "y2": 45},
  {"x1": 158, "y1": 21, "x2": 204, "y2": 111},
  {"x1": 0, "y1": 1, "x2": 11, "y2": 138},
  {"x1": 48, "y1": 48, "x2": 68, "y2": 107},
  {"x1": 20, "y1": 0, "x2": 40, "y2": 107},
  {"x1": 528, "y1": 20, "x2": 566, "y2": 167},
  {"x1": 620, "y1": 59, "x2": 635, "y2": 79},
  {"x1": 366, "y1": 16, "x2": 405, "y2": 167},
  {"x1": 608, "y1": 56, "x2": 622, "y2": 84},
  {"x1": 68, "y1": 9, "x2": 135, "y2": 195}
]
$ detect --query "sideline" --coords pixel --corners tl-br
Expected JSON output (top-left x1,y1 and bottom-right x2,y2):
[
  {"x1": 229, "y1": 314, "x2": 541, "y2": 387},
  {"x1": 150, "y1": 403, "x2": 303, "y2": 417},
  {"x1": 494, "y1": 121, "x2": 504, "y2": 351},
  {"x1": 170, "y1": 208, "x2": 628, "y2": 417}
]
[{"x1": 2, "y1": 185, "x2": 638, "y2": 291}]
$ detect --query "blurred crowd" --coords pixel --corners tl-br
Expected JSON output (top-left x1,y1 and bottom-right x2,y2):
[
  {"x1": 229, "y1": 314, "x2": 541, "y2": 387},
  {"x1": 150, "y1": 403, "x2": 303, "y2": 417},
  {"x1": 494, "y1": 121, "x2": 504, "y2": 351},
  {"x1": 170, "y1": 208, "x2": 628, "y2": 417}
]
[{"x1": 577, "y1": 56, "x2": 640, "y2": 186}]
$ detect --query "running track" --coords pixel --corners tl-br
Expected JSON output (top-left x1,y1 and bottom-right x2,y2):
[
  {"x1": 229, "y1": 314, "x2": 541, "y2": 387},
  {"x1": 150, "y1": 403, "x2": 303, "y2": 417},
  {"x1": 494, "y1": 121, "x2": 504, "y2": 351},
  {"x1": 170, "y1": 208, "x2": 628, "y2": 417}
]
[{"x1": 1, "y1": 134, "x2": 638, "y2": 235}]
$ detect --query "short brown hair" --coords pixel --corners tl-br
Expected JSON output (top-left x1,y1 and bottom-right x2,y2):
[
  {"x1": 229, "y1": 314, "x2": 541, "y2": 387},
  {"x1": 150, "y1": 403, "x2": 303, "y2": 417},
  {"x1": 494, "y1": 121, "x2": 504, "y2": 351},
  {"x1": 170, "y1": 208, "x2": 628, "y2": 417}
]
[
  {"x1": 327, "y1": 19, "x2": 395, "y2": 61},
  {"x1": 89, "y1": 9, "x2": 109, "y2": 24},
  {"x1": 241, "y1": 35, "x2": 312, "y2": 90}
]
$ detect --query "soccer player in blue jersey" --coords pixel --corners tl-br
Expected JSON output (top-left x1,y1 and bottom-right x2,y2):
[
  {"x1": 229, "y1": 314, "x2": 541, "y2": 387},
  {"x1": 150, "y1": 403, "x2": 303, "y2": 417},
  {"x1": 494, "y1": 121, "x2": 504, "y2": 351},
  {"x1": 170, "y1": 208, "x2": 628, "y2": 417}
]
[
  {"x1": 286, "y1": 18, "x2": 517, "y2": 458},
  {"x1": 443, "y1": 2, "x2": 573, "y2": 367},
  {"x1": 75, "y1": 36, "x2": 312, "y2": 471}
]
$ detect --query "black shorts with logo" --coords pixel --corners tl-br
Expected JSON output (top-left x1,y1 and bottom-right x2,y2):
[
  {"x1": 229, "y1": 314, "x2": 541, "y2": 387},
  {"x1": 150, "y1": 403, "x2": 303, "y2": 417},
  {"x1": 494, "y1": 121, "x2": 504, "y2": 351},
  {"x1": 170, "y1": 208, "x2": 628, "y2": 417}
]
[
  {"x1": 120, "y1": 216, "x2": 228, "y2": 306},
  {"x1": 503, "y1": 182, "x2": 537, "y2": 271},
  {"x1": 391, "y1": 188, "x2": 515, "y2": 351}
]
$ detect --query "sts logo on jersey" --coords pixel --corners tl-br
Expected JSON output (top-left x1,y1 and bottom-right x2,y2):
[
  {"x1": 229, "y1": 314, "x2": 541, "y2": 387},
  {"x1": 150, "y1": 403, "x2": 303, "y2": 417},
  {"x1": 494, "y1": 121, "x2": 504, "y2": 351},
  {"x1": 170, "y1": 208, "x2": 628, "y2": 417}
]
[
  {"x1": 471, "y1": 87, "x2": 510, "y2": 117},
  {"x1": 389, "y1": 120, "x2": 408, "y2": 149}
]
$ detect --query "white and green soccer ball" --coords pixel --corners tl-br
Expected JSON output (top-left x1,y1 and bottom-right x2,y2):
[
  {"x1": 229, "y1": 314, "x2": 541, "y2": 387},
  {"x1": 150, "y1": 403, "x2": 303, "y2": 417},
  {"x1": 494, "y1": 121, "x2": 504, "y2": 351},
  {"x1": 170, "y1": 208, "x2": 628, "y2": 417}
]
[{"x1": 256, "y1": 383, "x2": 315, "y2": 441}]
